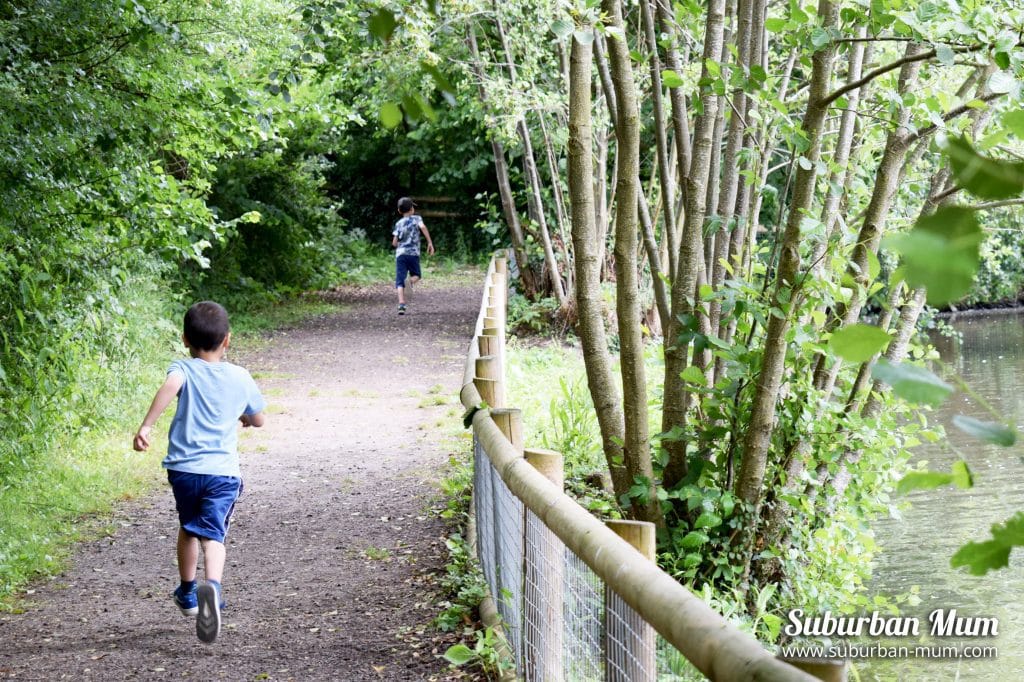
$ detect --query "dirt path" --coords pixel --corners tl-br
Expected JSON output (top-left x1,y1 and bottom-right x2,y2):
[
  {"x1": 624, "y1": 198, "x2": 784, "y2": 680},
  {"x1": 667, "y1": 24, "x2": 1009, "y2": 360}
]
[{"x1": 0, "y1": 275, "x2": 479, "y2": 681}]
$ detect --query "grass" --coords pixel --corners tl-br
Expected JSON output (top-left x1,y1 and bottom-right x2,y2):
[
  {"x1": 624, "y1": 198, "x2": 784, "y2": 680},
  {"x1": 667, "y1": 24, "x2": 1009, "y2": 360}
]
[{"x1": 362, "y1": 546, "x2": 392, "y2": 561}]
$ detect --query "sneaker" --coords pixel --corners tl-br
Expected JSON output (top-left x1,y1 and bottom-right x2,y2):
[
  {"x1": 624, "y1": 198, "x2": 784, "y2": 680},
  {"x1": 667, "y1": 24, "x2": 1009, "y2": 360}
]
[
  {"x1": 398, "y1": 304, "x2": 406, "y2": 315},
  {"x1": 196, "y1": 582, "x2": 222, "y2": 644},
  {"x1": 172, "y1": 584, "x2": 198, "y2": 617}
]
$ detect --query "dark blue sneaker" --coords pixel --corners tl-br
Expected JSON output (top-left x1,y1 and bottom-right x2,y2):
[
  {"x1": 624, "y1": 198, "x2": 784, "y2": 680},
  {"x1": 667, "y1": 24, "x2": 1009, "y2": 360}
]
[
  {"x1": 196, "y1": 582, "x2": 222, "y2": 643},
  {"x1": 172, "y1": 584, "x2": 198, "y2": 617}
]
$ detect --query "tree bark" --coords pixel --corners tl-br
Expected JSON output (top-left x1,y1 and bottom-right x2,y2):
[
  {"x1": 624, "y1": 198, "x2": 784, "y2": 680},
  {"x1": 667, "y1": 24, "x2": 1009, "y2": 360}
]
[
  {"x1": 603, "y1": 0, "x2": 660, "y2": 524},
  {"x1": 661, "y1": 0, "x2": 727, "y2": 489},
  {"x1": 567, "y1": 28, "x2": 630, "y2": 504},
  {"x1": 733, "y1": 0, "x2": 839, "y2": 552}
]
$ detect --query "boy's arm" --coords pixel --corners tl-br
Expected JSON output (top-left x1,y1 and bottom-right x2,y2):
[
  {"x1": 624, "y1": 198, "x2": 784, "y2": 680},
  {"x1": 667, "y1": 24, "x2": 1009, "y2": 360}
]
[
  {"x1": 240, "y1": 412, "x2": 265, "y2": 428},
  {"x1": 420, "y1": 222, "x2": 435, "y2": 256},
  {"x1": 133, "y1": 373, "x2": 184, "y2": 451}
]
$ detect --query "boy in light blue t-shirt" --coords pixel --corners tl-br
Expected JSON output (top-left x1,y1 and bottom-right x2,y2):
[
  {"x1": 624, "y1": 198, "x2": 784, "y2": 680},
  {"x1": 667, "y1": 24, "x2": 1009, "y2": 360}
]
[{"x1": 134, "y1": 301, "x2": 265, "y2": 644}]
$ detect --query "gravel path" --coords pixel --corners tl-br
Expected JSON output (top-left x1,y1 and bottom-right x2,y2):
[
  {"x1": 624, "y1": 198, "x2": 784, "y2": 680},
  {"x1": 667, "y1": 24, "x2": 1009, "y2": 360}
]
[{"x1": 0, "y1": 275, "x2": 479, "y2": 681}]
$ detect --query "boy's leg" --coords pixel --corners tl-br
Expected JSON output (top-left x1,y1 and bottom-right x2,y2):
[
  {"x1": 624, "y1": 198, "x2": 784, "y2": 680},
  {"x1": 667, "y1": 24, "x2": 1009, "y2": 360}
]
[
  {"x1": 177, "y1": 529, "x2": 200, "y2": 581},
  {"x1": 406, "y1": 258, "x2": 422, "y2": 302},
  {"x1": 395, "y1": 256, "x2": 408, "y2": 306},
  {"x1": 200, "y1": 538, "x2": 226, "y2": 583}
]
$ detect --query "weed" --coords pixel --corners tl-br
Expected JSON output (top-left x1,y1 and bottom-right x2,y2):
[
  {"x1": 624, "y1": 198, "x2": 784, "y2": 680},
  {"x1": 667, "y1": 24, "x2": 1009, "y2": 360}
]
[{"x1": 362, "y1": 546, "x2": 391, "y2": 561}]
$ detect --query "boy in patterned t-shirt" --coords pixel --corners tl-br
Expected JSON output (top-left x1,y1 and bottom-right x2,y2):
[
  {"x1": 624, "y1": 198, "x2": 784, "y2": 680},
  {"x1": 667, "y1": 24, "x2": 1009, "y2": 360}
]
[{"x1": 391, "y1": 196, "x2": 435, "y2": 315}]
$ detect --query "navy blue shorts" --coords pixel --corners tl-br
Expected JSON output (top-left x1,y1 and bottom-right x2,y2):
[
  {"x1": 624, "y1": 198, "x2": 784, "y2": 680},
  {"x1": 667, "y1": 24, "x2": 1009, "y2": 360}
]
[
  {"x1": 167, "y1": 470, "x2": 242, "y2": 543},
  {"x1": 395, "y1": 254, "x2": 421, "y2": 287}
]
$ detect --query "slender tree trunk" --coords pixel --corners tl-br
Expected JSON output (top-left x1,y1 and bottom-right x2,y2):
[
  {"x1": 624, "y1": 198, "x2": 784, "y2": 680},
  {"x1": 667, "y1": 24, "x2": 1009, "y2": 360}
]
[
  {"x1": 540, "y1": 115, "x2": 574, "y2": 297},
  {"x1": 661, "y1": 0, "x2": 727, "y2": 489},
  {"x1": 639, "y1": 0, "x2": 676, "y2": 280},
  {"x1": 733, "y1": 1, "x2": 839, "y2": 568},
  {"x1": 708, "y1": 0, "x2": 755, "y2": 382},
  {"x1": 604, "y1": 0, "x2": 659, "y2": 524},
  {"x1": 567, "y1": 28, "x2": 630, "y2": 503},
  {"x1": 492, "y1": 8, "x2": 567, "y2": 305},
  {"x1": 657, "y1": 5, "x2": 690, "y2": 277},
  {"x1": 810, "y1": 43, "x2": 927, "y2": 394},
  {"x1": 466, "y1": 26, "x2": 536, "y2": 296}
]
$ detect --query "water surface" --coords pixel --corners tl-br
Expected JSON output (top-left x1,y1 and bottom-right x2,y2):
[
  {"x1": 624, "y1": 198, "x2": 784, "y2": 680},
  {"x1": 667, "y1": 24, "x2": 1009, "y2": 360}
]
[{"x1": 866, "y1": 312, "x2": 1024, "y2": 680}]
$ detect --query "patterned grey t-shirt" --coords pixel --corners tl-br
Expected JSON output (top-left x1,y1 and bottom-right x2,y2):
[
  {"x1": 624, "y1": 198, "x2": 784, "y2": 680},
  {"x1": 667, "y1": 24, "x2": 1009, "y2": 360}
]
[{"x1": 393, "y1": 215, "x2": 423, "y2": 257}]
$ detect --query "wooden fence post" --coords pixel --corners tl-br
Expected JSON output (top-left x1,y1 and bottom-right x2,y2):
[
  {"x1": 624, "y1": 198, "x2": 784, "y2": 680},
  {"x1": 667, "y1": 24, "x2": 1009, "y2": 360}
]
[
  {"x1": 489, "y1": 407, "x2": 524, "y2": 668},
  {"x1": 604, "y1": 520, "x2": 656, "y2": 682},
  {"x1": 475, "y1": 355, "x2": 504, "y2": 408},
  {"x1": 523, "y1": 448, "x2": 564, "y2": 681}
]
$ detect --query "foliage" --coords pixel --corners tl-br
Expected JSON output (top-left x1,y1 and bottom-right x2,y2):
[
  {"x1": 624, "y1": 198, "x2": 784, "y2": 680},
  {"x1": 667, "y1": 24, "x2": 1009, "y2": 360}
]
[
  {"x1": 506, "y1": 293, "x2": 561, "y2": 335},
  {"x1": 442, "y1": 626, "x2": 511, "y2": 677}
]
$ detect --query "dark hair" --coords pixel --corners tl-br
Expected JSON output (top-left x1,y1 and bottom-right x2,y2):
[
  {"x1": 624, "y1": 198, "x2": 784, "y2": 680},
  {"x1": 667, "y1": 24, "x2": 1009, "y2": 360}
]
[
  {"x1": 397, "y1": 196, "x2": 416, "y2": 213},
  {"x1": 183, "y1": 301, "x2": 230, "y2": 351}
]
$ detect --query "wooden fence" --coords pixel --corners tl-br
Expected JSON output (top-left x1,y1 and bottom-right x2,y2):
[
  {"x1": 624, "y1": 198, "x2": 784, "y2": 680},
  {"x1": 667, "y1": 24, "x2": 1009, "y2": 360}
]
[{"x1": 460, "y1": 254, "x2": 842, "y2": 681}]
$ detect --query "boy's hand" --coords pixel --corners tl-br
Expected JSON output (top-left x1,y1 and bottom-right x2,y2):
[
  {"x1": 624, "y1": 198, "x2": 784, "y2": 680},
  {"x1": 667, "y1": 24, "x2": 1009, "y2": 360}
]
[
  {"x1": 133, "y1": 426, "x2": 152, "y2": 451},
  {"x1": 427, "y1": 243, "x2": 435, "y2": 256}
]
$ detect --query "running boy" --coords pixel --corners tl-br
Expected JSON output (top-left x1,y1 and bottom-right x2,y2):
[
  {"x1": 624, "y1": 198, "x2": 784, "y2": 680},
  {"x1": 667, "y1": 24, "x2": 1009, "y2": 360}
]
[
  {"x1": 392, "y1": 196, "x2": 435, "y2": 315},
  {"x1": 133, "y1": 301, "x2": 265, "y2": 644}
]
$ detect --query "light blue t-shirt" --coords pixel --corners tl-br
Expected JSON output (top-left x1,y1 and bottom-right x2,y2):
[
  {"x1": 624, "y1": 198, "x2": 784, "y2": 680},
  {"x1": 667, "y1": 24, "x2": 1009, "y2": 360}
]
[
  {"x1": 393, "y1": 215, "x2": 423, "y2": 257},
  {"x1": 162, "y1": 358, "x2": 265, "y2": 478}
]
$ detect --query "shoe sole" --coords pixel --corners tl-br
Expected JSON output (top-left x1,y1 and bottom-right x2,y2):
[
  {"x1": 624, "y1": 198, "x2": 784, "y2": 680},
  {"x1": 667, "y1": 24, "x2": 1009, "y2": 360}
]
[
  {"x1": 177, "y1": 603, "x2": 198, "y2": 617},
  {"x1": 196, "y1": 584, "x2": 221, "y2": 644},
  {"x1": 398, "y1": 309, "x2": 406, "y2": 315}
]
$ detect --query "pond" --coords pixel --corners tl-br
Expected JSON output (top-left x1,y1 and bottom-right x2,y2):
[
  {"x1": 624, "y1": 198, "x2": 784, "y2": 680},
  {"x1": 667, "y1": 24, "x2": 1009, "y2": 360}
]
[{"x1": 864, "y1": 312, "x2": 1024, "y2": 680}]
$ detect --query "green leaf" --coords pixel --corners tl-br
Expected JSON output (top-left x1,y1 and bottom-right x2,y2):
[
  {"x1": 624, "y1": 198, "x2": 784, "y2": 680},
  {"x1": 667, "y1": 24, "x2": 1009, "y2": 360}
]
[
  {"x1": 551, "y1": 19, "x2": 573, "y2": 40},
  {"x1": 951, "y1": 540, "x2": 1010, "y2": 576},
  {"x1": 573, "y1": 29, "x2": 594, "y2": 45},
  {"x1": 810, "y1": 27, "x2": 830, "y2": 49},
  {"x1": 871, "y1": 358, "x2": 953, "y2": 407},
  {"x1": 942, "y1": 136, "x2": 1024, "y2": 200},
  {"x1": 765, "y1": 17, "x2": 787, "y2": 32},
  {"x1": 936, "y1": 44, "x2": 955, "y2": 66},
  {"x1": 694, "y1": 511, "x2": 722, "y2": 529},
  {"x1": 950, "y1": 460, "x2": 973, "y2": 489},
  {"x1": 883, "y1": 205, "x2": 983, "y2": 306},
  {"x1": 1004, "y1": 111, "x2": 1024, "y2": 139},
  {"x1": 952, "y1": 415, "x2": 1017, "y2": 446},
  {"x1": 661, "y1": 69, "x2": 685, "y2": 88},
  {"x1": 379, "y1": 102, "x2": 403, "y2": 129},
  {"x1": 679, "y1": 531, "x2": 709, "y2": 549},
  {"x1": 443, "y1": 644, "x2": 475, "y2": 665},
  {"x1": 830, "y1": 324, "x2": 892, "y2": 363},
  {"x1": 953, "y1": 513, "x2": 1024, "y2": 575},
  {"x1": 896, "y1": 470, "x2": 953, "y2": 495},
  {"x1": 987, "y1": 71, "x2": 1017, "y2": 95},
  {"x1": 680, "y1": 365, "x2": 706, "y2": 385},
  {"x1": 368, "y1": 9, "x2": 397, "y2": 43}
]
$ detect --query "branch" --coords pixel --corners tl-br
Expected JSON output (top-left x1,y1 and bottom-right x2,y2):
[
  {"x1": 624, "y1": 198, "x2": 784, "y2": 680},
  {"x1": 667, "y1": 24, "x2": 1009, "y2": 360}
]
[
  {"x1": 971, "y1": 197, "x2": 1024, "y2": 211},
  {"x1": 821, "y1": 43, "x2": 984, "y2": 108},
  {"x1": 899, "y1": 90, "x2": 1005, "y2": 148}
]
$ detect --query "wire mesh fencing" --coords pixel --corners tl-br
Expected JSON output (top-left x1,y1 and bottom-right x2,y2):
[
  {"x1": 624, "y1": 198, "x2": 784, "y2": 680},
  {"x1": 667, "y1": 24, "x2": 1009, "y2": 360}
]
[{"x1": 474, "y1": 432, "x2": 678, "y2": 681}]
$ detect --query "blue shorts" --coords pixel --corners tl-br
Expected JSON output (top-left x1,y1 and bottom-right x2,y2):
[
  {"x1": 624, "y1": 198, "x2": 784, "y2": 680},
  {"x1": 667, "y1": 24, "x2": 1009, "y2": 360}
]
[
  {"x1": 167, "y1": 470, "x2": 242, "y2": 543},
  {"x1": 395, "y1": 254, "x2": 421, "y2": 287}
]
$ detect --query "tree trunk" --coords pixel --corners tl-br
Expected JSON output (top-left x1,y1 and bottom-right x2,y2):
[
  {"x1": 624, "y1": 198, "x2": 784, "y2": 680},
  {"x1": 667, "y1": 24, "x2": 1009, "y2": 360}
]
[
  {"x1": 567, "y1": 28, "x2": 630, "y2": 504},
  {"x1": 466, "y1": 26, "x2": 536, "y2": 297},
  {"x1": 491, "y1": 9, "x2": 568, "y2": 306},
  {"x1": 661, "y1": 0, "x2": 726, "y2": 489},
  {"x1": 733, "y1": 0, "x2": 839, "y2": 566},
  {"x1": 603, "y1": 0, "x2": 660, "y2": 524}
]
